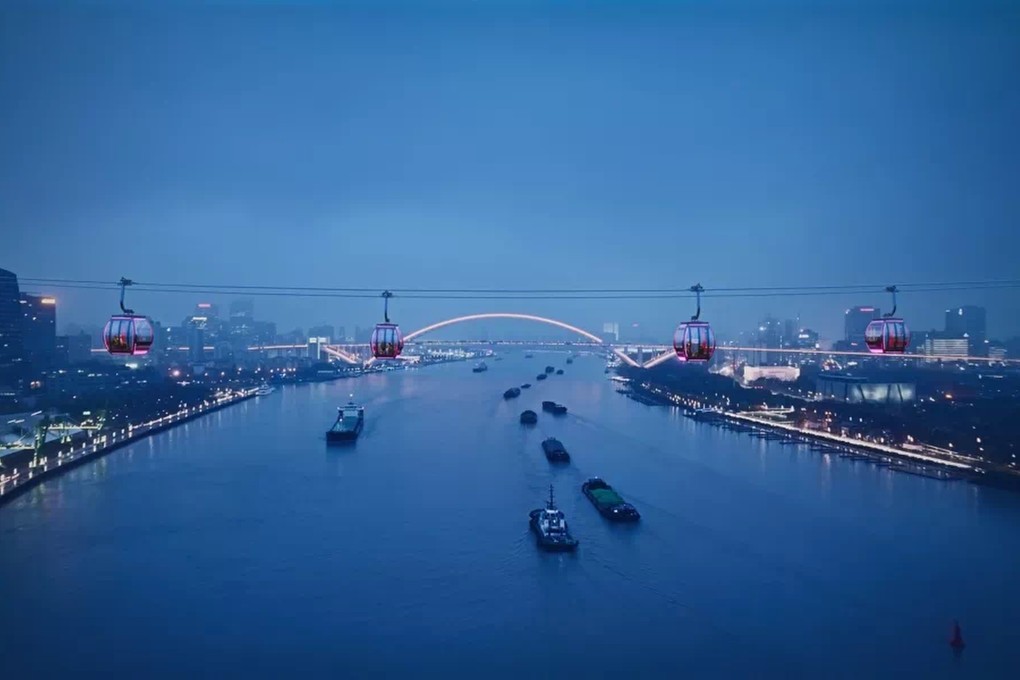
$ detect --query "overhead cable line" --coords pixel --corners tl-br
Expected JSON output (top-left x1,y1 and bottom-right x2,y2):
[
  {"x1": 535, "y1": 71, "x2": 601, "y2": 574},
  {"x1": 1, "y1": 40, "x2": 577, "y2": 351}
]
[{"x1": 16, "y1": 277, "x2": 1020, "y2": 300}]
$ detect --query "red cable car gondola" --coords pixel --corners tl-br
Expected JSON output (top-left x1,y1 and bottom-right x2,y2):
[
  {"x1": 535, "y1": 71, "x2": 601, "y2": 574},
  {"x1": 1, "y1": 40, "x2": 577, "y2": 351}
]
[
  {"x1": 864, "y1": 285, "x2": 910, "y2": 354},
  {"x1": 673, "y1": 283, "x2": 716, "y2": 362},
  {"x1": 370, "y1": 290, "x2": 403, "y2": 359},
  {"x1": 103, "y1": 277, "x2": 155, "y2": 356}
]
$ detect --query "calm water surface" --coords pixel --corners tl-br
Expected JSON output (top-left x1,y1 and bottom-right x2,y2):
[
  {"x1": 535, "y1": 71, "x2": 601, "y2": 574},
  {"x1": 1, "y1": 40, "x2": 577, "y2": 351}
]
[{"x1": 2, "y1": 355, "x2": 1018, "y2": 678}]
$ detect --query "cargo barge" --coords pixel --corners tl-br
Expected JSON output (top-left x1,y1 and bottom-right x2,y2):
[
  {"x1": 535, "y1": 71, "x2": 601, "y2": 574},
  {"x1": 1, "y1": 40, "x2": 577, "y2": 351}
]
[
  {"x1": 582, "y1": 478, "x2": 640, "y2": 521},
  {"x1": 541, "y1": 437, "x2": 570, "y2": 463}
]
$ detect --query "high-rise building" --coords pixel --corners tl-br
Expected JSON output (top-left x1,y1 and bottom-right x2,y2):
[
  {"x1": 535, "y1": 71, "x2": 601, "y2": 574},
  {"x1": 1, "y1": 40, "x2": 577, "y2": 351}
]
[
  {"x1": 188, "y1": 325, "x2": 206, "y2": 363},
  {"x1": 757, "y1": 316, "x2": 782, "y2": 349},
  {"x1": 229, "y1": 299, "x2": 254, "y2": 321},
  {"x1": 228, "y1": 300, "x2": 256, "y2": 353},
  {"x1": 844, "y1": 306, "x2": 880, "y2": 346},
  {"x1": 945, "y1": 305, "x2": 987, "y2": 356},
  {"x1": 782, "y1": 319, "x2": 798, "y2": 348},
  {"x1": 20, "y1": 293, "x2": 57, "y2": 368},
  {"x1": 56, "y1": 331, "x2": 93, "y2": 365},
  {"x1": 794, "y1": 328, "x2": 819, "y2": 349},
  {"x1": 0, "y1": 268, "x2": 25, "y2": 385},
  {"x1": 194, "y1": 302, "x2": 219, "y2": 319},
  {"x1": 309, "y1": 325, "x2": 335, "y2": 343},
  {"x1": 1007, "y1": 337, "x2": 1020, "y2": 360},
  {"x1": 924, "y1": 337, "x2": 969, "y2": 358},
  {"x1": 602, "y1": 322, "x2": 619, "y2": 342},
  {"x1": 252, "y1": 320, "x2": 276, "y2": 346}
]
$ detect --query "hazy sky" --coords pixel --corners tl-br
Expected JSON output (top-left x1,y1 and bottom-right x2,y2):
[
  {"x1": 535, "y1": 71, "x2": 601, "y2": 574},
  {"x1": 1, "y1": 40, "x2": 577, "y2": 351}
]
[{"x1": 2, "y1": 1, "x2": 1018, "y2": 342}]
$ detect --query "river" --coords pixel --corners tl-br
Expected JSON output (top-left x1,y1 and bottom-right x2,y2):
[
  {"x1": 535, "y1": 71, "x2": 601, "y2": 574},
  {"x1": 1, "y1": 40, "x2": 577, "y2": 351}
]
[{"x1": 1, "y1": 354, "x2": 1018, "y2": 678}]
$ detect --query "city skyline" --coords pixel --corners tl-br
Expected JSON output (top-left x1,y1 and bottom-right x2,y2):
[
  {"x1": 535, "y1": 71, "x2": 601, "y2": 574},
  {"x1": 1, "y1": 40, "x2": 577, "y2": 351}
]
[{"x1": 16, "y1": 288, "x2": 1008, "y2": 349}]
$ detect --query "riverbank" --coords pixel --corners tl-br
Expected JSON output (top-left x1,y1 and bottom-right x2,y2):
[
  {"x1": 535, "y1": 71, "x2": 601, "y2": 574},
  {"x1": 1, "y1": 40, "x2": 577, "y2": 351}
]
[
  {"x1": 0, "y1": 357, "x2": 475, "y2": 508},
  {"x1": 0, "y1": 388, "x2": 258, "y2": 507},
  {"x1": 621, "y1": 380, "x2": 993, "y2": 485}
]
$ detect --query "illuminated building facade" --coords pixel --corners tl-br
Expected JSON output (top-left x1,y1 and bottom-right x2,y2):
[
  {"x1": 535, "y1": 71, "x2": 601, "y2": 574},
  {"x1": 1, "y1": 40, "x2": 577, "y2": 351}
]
[
  {"x1": 816, "y1": 374, "x2": 916, "y2": 404},
  {"x1": 0, "y1": 268, "x2": 24, "y2": 387},
  {"x1": 845, "y1": 306, "x2": 880, "y2": 346},
  {"x1": 20, "y1": 293, "x2": 57, "y2": 368}
]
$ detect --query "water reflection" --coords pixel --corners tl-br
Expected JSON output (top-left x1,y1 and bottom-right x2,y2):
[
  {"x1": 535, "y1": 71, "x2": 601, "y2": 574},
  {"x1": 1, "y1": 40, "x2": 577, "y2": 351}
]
[{"x1": 1, "y1": 355, "x2": 1019, "y2": 677}]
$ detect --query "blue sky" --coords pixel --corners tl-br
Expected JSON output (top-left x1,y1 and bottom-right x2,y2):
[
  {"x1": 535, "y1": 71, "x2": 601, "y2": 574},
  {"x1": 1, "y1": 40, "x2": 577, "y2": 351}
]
[{"x1": 2, "y1": 1, "x2": 1018, "y2": 341}]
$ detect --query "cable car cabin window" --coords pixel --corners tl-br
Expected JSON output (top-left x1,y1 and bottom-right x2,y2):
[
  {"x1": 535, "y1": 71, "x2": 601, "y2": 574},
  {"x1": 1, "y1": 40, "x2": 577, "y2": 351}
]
[
  {"x1": 885, "y1": 320, "x2": 909, "y2": 353},
  {"x1": 104, "y1": 318, "x2": 127, "y2": 354},
  {"x1": 133, "y1": 317, "x2": 155, "y2": 353}
]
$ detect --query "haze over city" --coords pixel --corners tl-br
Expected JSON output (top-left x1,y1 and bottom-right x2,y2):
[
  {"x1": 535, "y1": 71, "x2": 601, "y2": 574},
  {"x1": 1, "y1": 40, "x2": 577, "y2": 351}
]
[{"x1": 3, "y1": 1, "x2": 1018, "y2": 339}]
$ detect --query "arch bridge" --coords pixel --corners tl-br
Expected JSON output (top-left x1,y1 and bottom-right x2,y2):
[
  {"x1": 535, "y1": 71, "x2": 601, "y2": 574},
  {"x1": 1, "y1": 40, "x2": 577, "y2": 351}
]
[{"x1": 321, "y1": 313, "x2": 671, "y2": 368}]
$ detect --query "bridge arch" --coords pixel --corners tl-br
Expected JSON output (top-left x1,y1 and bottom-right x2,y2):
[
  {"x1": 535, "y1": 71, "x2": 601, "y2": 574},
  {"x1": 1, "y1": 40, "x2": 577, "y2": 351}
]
[{"x1": 402, "y1": 313, "x2": 640, "y2": 367}]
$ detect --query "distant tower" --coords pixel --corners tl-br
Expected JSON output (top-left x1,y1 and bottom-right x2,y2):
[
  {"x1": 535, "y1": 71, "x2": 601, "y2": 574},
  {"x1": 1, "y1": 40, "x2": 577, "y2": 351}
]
[
  {"x1": 20, "y1": 293, "x2": 57, "y2": 368},
  {"x1": 0, "y1": 268, "x2": 25, "y2": 385},
  {"x1": 945, "y1": 306, "x2": 987, "y2": 356},
  {"x1": 845, "y1": 306, "x2": 880, "y2": 346}
]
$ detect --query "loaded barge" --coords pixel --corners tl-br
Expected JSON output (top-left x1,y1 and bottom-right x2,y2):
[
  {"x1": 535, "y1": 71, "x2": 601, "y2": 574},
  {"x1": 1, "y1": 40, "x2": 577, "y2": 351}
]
[{"x1": 582, "y1": 478, "x2": 640, "y2": 521}]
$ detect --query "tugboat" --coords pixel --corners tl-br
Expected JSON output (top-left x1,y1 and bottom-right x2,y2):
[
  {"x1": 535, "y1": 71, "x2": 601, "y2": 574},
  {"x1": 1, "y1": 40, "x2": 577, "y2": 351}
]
[
  {"x1": 503, "y1": 387, "x2": 522, "y2": 399},
  {"x1": 541, "y1": 437, "x2": 570, "y2": 463},
  {"x1": 949, "y1": 620, "x2": 965, "y2": 653},
  {"x1": 520, "y1": 410, "x2": 538, "y2": 425},
  {"x1": 530, "y1": 485, "x2": 578, "y2": 552},
  {"x1": 255, "y1": 383, "x2": 274, "y2": 396},
  {"x1": 582, "y1": 478, "x2": 640, "y2": 521},
  {"x1": 544, "y1": 366, "x2": 555, "y2": 374},
  {"x1": 536, "y1": 373, "x2": 548, "y2": 381},
  {"x1": 472, "y1": 361, "x2": 488, "y2": 373},
  {"x1": 326, "y1": 397, "x2": 364, "y2": 443},
  {"x1": 555, "y1": 369, "x2": 564, "y2": 375}
]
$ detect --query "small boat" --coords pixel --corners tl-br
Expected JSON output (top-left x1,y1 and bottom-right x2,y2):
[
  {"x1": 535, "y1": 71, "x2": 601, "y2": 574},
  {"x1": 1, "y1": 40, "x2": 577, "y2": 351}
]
[
  {"x1": 541, "y1": 437, "x2": 570, "y2": 463},
  {"x1": 536, "y1": 374, "x2": 548, "y2": 381},
  {"x1": 525, "y1": 353, "x2": 534, "y2": 359},
  {"x1": 530, "y1": 485, "x2": 578, "y2": 552},
  {"x1": 521, "y1": 383, "x2": 532, "y2": 389},
  {"x1": 520, "y1": 410, "x2": 538, "y2": 425},
  {"x1": 949, "y1": 620, "x2": 965, "y2": 652},
  {"x1": 326, "y1": 396, "x2": 364, "y2": 443},
  {"x1": 255, "y1": 383, "x2": 274, "y2": 396},
  {"x1": 503, "y1": 387, "x2": 521, "y2": 399},
  {"x1": 555, "y1": 369, "x2": 564, "y2": 375},
  {"x1": 472, "y1": 361, "x2": 488, "y2": 373},
  {"x1": 566, "y1": 357, "x2": 573, "y2": 364}
]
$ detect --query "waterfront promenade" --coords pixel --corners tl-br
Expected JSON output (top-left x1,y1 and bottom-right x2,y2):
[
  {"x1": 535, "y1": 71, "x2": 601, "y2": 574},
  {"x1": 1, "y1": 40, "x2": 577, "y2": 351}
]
[{"x1": 0, "y1": 387, "x2": 258, "y2": 506}]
